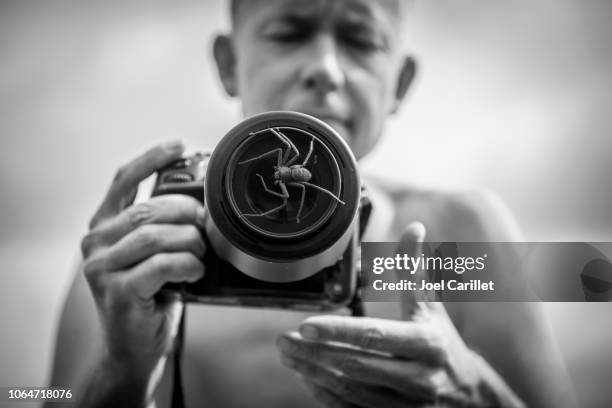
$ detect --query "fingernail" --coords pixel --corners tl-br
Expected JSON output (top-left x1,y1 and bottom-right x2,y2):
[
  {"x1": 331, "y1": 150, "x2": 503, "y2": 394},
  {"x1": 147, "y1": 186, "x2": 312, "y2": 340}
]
[
  {"x1": 405, "y1": 221, "x2": 426, "y2": 242},
  {"x1": 196, "y1": 206, "x2": 206, "y2": 228},
  {"x1": 277, "y1": 336, "x2": 297, "y2": 353},
  {"x1": 300, "y1": 325, "x2": 319, "y2": 340}
]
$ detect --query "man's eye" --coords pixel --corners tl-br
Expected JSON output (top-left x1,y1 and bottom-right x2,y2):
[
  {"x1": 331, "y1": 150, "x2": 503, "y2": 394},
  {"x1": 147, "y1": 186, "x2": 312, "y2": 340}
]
[
  {"x1": 342, "y1": 34, "x2": 386, "y2": 52},
  {"x1": 261, "y1": 22, "x2": 310, "y2": 43},
  {"x1": 338, "y1": 26, "x2": 388, "y2": 53},
  {"x1": 266, "y1": 30, "x2": 307, "y2": 42}
]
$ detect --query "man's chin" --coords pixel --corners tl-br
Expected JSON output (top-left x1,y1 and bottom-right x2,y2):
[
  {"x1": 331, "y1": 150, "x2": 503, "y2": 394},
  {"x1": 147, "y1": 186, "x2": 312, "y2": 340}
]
[
  {"x1": 321, "y1": 119, "x2": 352, "y2": 143},
  {"x1": 316, "y1": 119, "x2": 363, "y2": 158},
  {"x1": 274, "y1": 109, "x2": 356, "y2": 151}
]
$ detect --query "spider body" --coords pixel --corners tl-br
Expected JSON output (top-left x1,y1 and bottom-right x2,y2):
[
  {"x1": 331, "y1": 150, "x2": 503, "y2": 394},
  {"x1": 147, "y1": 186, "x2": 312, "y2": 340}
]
[
  {"x1": 275, "y1": 165, "x2": 312, "y2": 184},
  {"x1": 238, "y1": 128, "x2": 344, "y2": 223}
]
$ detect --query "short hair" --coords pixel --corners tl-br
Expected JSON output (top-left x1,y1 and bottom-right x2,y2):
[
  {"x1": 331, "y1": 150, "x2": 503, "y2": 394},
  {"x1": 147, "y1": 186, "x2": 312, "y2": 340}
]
[{"x1": 228, "y1": 0, "x2": 412, "y2": 29}]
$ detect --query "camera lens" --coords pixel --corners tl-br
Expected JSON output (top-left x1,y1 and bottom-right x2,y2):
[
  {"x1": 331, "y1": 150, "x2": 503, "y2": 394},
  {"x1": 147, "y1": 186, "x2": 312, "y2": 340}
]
[{"x1": 205, "y1": 111, "x2": 360, "y2": 282}]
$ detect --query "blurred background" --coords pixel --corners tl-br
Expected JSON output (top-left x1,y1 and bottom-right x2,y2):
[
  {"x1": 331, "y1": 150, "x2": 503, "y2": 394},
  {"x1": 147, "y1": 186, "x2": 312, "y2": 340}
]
[{"x1": 0, "y1": 0, "x2": 610, "y2": 406}]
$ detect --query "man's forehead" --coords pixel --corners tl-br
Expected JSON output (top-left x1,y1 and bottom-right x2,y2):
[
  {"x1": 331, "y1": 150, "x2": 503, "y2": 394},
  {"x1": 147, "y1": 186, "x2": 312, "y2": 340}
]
[{"x1": 232, "y1": 0, "x2": 404, "y2": 26}]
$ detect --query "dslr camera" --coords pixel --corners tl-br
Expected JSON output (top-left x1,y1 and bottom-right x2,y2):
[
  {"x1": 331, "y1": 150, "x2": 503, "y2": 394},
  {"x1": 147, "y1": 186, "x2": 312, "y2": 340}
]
[{"x1": 152, "y1": 111, "x2": 370, "y2": 312}]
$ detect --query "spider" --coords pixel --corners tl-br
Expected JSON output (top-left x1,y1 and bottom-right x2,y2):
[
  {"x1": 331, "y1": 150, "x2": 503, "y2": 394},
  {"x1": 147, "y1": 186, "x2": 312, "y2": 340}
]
[{"x1": 238, "y1": 128, "x2": 345, "y2": 223}]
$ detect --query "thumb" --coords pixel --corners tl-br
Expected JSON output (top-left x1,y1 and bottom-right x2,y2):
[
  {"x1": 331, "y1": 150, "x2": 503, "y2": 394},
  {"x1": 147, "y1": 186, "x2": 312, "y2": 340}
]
[{"x1": 396, "y1": 221, "x2": 427, "y2": 319}]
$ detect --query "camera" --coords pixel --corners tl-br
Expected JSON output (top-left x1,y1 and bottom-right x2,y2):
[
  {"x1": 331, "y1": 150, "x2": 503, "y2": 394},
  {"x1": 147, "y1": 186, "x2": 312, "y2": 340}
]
[{"x1": 152, "y1": 111, "x2": 370, "y2": 312}]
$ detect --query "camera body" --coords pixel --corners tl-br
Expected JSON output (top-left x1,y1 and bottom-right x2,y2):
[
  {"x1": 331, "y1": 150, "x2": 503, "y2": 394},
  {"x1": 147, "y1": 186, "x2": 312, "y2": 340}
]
[{"x1": 152, "y1": 111, "x2": 368, "y2": 312}]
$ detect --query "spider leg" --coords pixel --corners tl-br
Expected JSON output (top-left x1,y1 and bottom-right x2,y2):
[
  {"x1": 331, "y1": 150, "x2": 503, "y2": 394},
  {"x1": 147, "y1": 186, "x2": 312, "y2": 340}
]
[
  {"x1": 242, "y1": 199, "x2": 287, "y2": 218},
  {"x1": 270, "y1": 128, "x2": 294, "y2": 164},
  {"x1": 301, "y1": 136, "x2": 314, "y2": 166},
  {"x1": 238, "y1": 148, "x2": 283, "y2": 167},
  {"x1": 273, "y1": 128, "x2": 301, "y2": 165},
  {"x1": 242, "y1": 181, "x2": 290, "y2": 218},
  {"x1": 288, "y1": 182, "x2": 306, "y2": 223},
  {"x1": 281, "y1": 131, "x2": 300, "y2": 165},
  {"x1": 278, "y1": 181, "x2": 290, "y2": 199},
  {"x1": 301, "y1": 182, "x2": 346, "y2": 205},
  {"x1": 256, "y1": 174, "x2": 288, "y2": 198},
  {"x1": 275, "y1": 128, "x2": 299, "y2": 156}
]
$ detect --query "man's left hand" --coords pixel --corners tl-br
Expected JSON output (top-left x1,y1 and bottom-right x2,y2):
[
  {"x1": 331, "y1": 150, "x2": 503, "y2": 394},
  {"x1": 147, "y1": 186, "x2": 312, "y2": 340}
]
[{"x1": 277, "y1": 223, "x2": 525, "y2": 407}]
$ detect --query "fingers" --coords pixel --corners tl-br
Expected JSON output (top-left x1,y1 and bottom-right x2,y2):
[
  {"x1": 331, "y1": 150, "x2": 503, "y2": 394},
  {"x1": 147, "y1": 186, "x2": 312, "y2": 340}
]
[
  {"x1": 296, "y1": 316, "x2": 446, "y2": 364},
  {"x1": 82, "y1": 219, "x2": 206, "y2": 301},
  {"x1": 84, "y1": 251, "x2": 204, "y2": 302},
  {"x1": 125, "y1": 252, "x2": 204, "y2": 300},
  {"x1": 301, "y1": 380, "x2": 360, "y2": 408},
  {"x1": 282, "y1": 357, "x2": 399, "y2": 408},
  {"x1": 396, "y1": 222, "x2": 427, "y2": 318},
  {"x1": 283, "y1": 356, "x2": 407, "y2": 408},
  {"x1": 83, "y1": 195, "x2": 206, "y2": 255},
  {"x1": 100, "y1": 224, "x2": 205, "y2": 271},
  {"x1": 90, "y1": 141, "x2": 185, "y2": 229},
  {"x1": 278, "y1": 332, "x2": 444, "y2": 399},
  {"x1": 397, "y1": 222, "x2": 426, "y2": 262}
]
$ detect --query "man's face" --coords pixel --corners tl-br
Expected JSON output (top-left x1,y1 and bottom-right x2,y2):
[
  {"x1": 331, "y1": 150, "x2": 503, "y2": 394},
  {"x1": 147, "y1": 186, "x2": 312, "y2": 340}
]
[{"x1": 222, "y1": 0, "x2": 412, "y2": 159}]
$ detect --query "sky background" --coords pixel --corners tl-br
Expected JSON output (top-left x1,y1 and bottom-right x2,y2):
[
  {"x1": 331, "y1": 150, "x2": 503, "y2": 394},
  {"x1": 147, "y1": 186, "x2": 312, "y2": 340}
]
[{"x1": 1, "y1": 0, "x2": 611, "y2": 406}]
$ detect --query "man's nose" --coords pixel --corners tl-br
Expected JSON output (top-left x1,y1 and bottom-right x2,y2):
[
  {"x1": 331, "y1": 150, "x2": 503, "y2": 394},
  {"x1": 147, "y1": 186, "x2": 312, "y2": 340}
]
[{"x1": 299, "y1": 35, "x2": 346, "y2": 94}]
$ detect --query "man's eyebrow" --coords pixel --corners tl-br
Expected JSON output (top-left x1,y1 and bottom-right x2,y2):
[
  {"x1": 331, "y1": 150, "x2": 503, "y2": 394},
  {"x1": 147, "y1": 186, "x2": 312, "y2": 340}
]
[
  {"x1": 341, "y1": 1, "x2": 397, "y2": 29},
  {"x1": 252, "y1": 10, "x2": 317, "y2": 36},
  {"x1": 347, "y1": 0, "x2": 396, "y2": 20},
  {"x1": 342, "y1": 6, "x2": 395, "y2": 32},
  {"x1": 270, "y1": 0, "x2": 321, "y2": 17},
  {"x1": 257, "y1": 10, "x2": 318, "y2": 28},
  {"x1": 343, "y1": 0, "x2": 376, "y2": 18}
]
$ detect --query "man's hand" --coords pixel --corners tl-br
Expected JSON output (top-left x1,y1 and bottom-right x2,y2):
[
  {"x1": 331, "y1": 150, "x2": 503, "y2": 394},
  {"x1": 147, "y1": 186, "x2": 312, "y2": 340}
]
[
  {"x1": 78, "y1": 142, "x2": 206, "y2": 407},
  {"x1": 277, "y1": 223, "x2": 525, "y2": 407}
]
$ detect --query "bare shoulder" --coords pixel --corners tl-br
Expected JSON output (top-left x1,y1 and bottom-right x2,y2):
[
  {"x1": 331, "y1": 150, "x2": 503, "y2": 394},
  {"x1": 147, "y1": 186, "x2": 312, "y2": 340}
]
[{"x1": 365, "y1": 174, "x2": 522, "y2": 242}]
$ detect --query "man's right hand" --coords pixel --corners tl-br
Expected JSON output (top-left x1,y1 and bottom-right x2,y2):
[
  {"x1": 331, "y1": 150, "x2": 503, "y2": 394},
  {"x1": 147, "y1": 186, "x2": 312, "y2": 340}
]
[{"x1": 79, "y1": 141, "x2": 206, "y2": 405}]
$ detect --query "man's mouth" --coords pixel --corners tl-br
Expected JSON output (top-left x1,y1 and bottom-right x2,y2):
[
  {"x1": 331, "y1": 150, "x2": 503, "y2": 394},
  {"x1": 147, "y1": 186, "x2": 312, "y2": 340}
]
[{"x1": 301, "y1": 113, "x2": 352, "y2": 139}]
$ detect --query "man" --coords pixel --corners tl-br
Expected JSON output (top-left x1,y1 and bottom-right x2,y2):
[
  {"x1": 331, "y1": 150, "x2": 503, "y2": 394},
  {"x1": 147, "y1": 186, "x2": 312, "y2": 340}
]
[{"x1": 47, "y1": 1, "x2": 575, "y2": 406}]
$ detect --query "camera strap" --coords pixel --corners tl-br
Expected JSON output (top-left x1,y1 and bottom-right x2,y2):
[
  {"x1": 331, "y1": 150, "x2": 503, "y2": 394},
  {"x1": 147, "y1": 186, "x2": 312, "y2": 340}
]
[
  {"x1": 172, "y1": 305, "x2": 186, "y2": 408},
  {"x1": 349, "y1": 185, "x2": 372, "y2": 318},
  {"x1": 358, "y1": 186, "x2": 373, "y2": 241}
]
